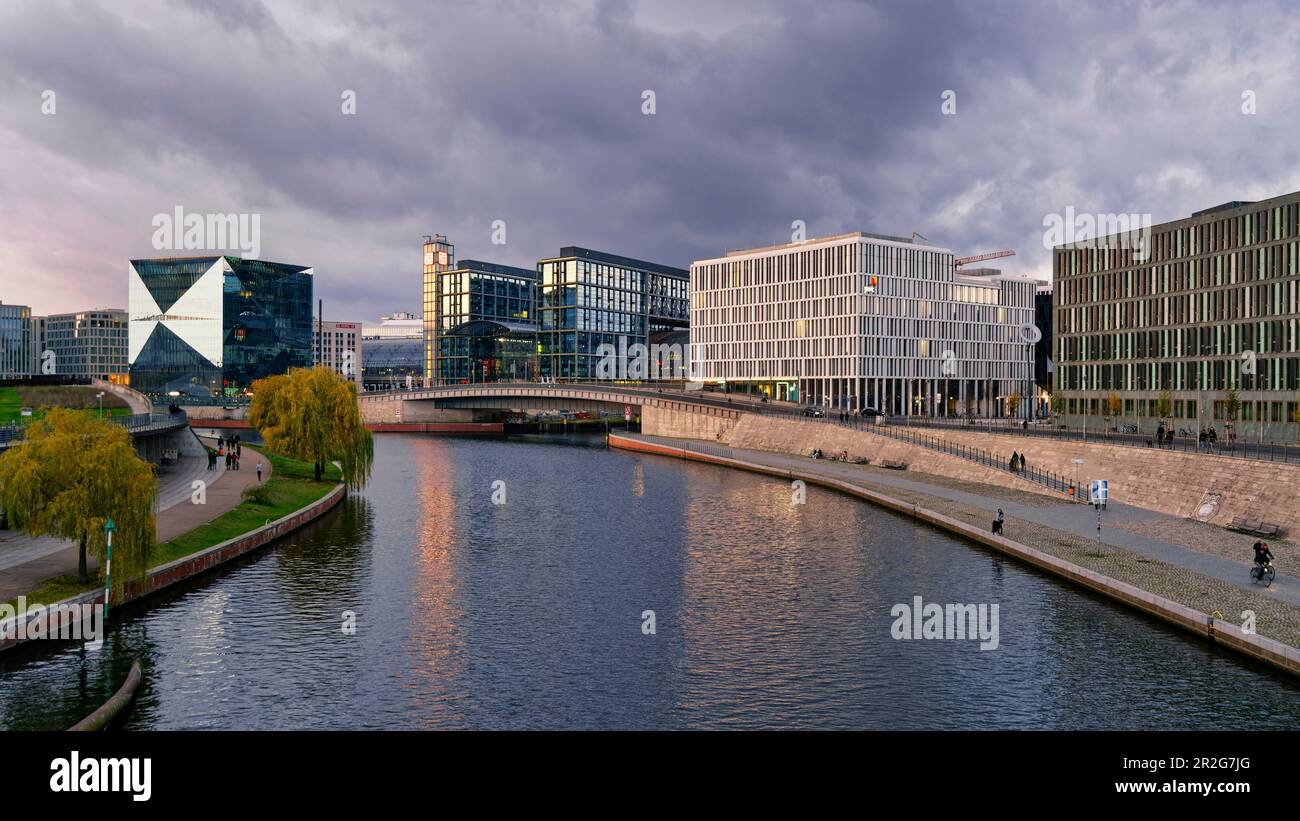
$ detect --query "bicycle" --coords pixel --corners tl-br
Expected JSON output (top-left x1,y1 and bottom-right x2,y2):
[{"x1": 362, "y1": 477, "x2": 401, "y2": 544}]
[{"x1": 1250, "y1": 561, "x2": 1276, "y2": 587}]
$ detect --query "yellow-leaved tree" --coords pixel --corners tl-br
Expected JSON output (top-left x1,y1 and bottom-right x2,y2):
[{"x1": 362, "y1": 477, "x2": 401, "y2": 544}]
[
  {"x1": 250, "y1": 366, "x2": 373, "y2": 486},
  {"x1": 0, "y1": 408, "x2": 156, "y2": 586}
]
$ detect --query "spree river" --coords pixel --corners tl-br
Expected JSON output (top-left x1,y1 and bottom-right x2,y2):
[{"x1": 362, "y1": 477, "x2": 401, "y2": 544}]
[{"x1": 3, "y1": 433, "x2": 1298, "y2": 730}]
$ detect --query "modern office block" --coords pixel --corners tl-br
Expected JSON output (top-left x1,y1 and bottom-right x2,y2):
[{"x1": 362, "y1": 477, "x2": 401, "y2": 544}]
[
  {"x1": 691, "y1": 231, "x2": 1038, "y2": 415},
  {"x1": 1053, "y1": 193, "x2": 1300, "y2": 438},
  {"x1": 128, "y1": 256, "x2": 313, "y2": 396}
]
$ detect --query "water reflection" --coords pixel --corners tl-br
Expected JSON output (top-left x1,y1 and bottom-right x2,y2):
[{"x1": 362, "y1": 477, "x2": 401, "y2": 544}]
[{"x1": 1, "y1": 432, "x2": 1298, "y2": 730}]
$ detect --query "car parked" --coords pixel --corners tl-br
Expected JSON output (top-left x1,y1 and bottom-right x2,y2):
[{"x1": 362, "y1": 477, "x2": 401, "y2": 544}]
[{"x1": 803, "y1": 406, "x2": 824, "y2": 417}]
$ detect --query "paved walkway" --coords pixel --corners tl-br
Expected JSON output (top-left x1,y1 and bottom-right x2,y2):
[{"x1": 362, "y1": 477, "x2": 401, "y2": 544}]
[
  {"x1": 0, "y1": 435, "x2": 271, "y2": 601},
  {"x1": 633, "y1": 433, "x2": 1300, "y2": 607}
]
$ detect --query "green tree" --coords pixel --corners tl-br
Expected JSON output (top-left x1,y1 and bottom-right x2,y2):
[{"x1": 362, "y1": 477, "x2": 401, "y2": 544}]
[
  {"x1": 1154, "y1": 388, "x2": 1172, "y2": 419},
  {"x1": 1107, "y1": 391, "x2": 1122, "y2": 419},
  {"x1": 0, "y1": 408, "x2": 156, "y2": 585},
  {"x1": 1223, "y1": 387, "x2": 1241, "y2": 421},
  {"x1": 1007, "y1": 393, "x2": 1022, "y2": 416},
  {"x1": 250, "y1": 367, "x2": 373, "y2": 486}
]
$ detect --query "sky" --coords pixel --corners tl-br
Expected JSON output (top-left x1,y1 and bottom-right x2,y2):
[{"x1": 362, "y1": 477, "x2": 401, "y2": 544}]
[{"x1": 3, "y1": 0, "x2": 1300, "y2": 320}]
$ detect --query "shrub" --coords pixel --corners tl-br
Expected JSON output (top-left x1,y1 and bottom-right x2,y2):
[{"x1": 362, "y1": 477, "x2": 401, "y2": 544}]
[{"x1": 241, "y1": 482, "x2": 278, "y2": 506}]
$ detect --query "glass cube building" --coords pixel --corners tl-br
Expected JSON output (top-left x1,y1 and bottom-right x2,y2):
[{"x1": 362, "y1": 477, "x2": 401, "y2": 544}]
[{"x1": 128, "y1": 256, "x2": 313, "y2": 396}]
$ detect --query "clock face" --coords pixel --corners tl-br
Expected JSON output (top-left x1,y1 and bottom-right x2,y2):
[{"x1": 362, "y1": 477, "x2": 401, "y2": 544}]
[{"x1": 424, "y1": 251, "x2": 434, "y2": 265}]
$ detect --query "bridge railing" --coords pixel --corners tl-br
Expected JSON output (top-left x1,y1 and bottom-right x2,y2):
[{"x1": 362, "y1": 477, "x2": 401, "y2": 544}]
[
  {"x1": 1, "y1": 410, "x2": 187, "y2": 445},
  {"x1": 882, "y1": 415, "x2": 1300, "y2": 465}
]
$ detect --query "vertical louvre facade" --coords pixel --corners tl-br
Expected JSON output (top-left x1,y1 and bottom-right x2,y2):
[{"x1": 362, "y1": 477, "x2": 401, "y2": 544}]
[
  {"x1": 1053, "y1": 193, "x2": 1300, "y2": 438},
  {"x1": 691, "y1": 232, "x2": 1037, "y2": 415}
]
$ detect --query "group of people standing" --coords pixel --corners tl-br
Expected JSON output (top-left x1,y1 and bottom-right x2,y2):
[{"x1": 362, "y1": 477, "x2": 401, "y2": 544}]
[
  {"x1": 206, "y1": 434, "x2": 244, "y2": 471},
  {"x1": 1153, "y1": 421, "x2": 1236, "y2": 451},
  {"x1": 1008, "y1": 451, "x2": 1027, "y2": 473}
]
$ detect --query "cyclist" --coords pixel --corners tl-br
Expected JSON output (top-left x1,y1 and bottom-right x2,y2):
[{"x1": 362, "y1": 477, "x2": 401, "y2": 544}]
[{"x1": 1253, "y1": 540, "x2": 1274, "y2": 577}]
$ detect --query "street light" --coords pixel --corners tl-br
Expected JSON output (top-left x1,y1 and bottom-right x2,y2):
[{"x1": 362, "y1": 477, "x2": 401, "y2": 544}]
[{"x1": 96, "y1": 391, "x2": 104, "y2": 419}]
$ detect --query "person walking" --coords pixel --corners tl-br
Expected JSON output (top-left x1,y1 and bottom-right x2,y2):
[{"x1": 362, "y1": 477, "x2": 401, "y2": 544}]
[
  {"x1": 1009, "y1": 451, "x2": 1019, "y2": 473},
  {"x1": 225, "y1": 450, "x2": 232, "y2": 469},
  {"x1": 993, "y1": 508, "x2": 1005, "y2": 535},
  {"x1": 256, "y1": 461, "x2": 263, "y2": 483},
  {"x1": 1156, "y1": 422, "x2": 1166, "y2": 448}
]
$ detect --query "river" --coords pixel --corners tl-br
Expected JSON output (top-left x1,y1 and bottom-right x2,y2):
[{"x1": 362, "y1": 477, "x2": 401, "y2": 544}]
[{"x1": 2, "y1": 433, "x2": 1297, "y2": 729}]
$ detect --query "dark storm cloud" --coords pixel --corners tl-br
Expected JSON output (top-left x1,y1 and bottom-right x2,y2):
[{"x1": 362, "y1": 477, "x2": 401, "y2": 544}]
[{"x1": 3, "y1": 0, "x2": 1300, "y2": 319}]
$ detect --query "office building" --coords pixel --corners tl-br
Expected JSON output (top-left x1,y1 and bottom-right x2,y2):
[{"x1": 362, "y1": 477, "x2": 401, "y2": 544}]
[
  {"x1": 313, "y1": 320, "x2": 362, "y2": 383},
  {"x1": 423, "y1": 235, "x2": 539, "y2": 384},
  {"x1": 0, "y1": 302, "x2": 33, "y2": 379},
  {"x1": 1054, "y1": 193, "x2": 1300, "y2": 439},
  {"x1": 129, "y1": 256, "x2": 313, "y2": 396},
  {"x1": 536, "y1": 247, "x2": 689, "y2": 380},
  {"x1": 43, "y1": 308, "x2": 129, "y2": 382},
  {"x1": 690, "y1": 232, "x2": 1038, "y2": 415},
  {"x1": 361, "y1": 312, "x2": 424, "y2": 391}
]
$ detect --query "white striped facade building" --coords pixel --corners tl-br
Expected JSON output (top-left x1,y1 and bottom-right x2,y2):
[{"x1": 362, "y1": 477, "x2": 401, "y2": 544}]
[{"x1": 689, "y1": 232, "x2": 1040, "y2": 416}]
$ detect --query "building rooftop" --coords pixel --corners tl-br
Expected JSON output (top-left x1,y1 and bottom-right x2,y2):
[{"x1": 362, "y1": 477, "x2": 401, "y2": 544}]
[
  {"x1": 1191, "y1": 200, "x2": 1256, "y2": 218},
  {"x1": 454, "y1": 259, "x2": 537, "y2": 279},
  {"x1": 544, "y1": 247, "x2": 688, "y2": 279}
]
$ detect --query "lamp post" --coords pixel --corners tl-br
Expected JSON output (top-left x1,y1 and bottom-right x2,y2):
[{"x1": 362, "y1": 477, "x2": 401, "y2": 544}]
[
  {"x1": 102, "y1": 518, "x2": 115, "y2": 623},
  {"x1": 96, "y1": 391, "x2": 104, "y2": 419}
]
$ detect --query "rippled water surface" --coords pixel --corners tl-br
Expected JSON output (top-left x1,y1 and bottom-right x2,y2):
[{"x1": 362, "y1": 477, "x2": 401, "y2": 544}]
[{"x1": 2, "y1": 433, "x2": 1298, "y2": 729}]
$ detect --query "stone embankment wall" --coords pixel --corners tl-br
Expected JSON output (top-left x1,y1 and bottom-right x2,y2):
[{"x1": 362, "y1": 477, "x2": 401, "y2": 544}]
[
  {"x1": 884, "y1": 427, "x2": 1300, "y2": 535},
  {"x1": 717, "y1": 415, "x2": 1054, "y2": 497}
]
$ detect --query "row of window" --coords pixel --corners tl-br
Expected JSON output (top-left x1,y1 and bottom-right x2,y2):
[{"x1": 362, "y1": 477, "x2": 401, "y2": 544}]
[{"x1": 1057, "y1": 356, "x2": 1300, "y2": 392}]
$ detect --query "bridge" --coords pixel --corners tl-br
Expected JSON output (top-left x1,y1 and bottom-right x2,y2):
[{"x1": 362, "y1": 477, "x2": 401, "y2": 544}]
[
  {"x1": 355, "y1": 382, "x2": 755, "y2": 439},
  {"x1": 0, "y1": 380, "x2": 191, "y2": 464}
]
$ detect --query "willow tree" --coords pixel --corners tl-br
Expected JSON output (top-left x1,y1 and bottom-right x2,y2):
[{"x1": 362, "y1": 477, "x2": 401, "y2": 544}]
[
  {"x1": 0, "y1": 408, "x2": 156, "y2": 586},
  {"x1": 250, "y1": 366, "x2": 373, "y2": 487}
]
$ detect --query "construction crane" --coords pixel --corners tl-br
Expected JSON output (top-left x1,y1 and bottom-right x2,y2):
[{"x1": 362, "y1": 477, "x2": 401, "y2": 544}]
[{"x1": 954, "y1": 249, "x2": 1015, "y2": 267}]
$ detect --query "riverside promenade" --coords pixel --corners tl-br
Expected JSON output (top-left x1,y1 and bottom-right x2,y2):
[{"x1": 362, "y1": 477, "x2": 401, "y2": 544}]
[
  {"x1": 0, "y1": 436, "x2": 271, "y2": 602},
  {"x1": 616, "y1": 432, "x2": 1300, "y2": 652}
]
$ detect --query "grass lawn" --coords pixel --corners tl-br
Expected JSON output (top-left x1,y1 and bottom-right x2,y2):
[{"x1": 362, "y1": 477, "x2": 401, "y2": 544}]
[
  {"x1": 5, "y1": 575, "x2": 99, "y2": 609},
  {"x1": 0, "y1": 386, "x2": 132, "y2": 426},
  {"x1": 149, "y1": 451, "x2": 342, "y2": 566},
  {"x1": 3, "y1": 451, "x2": 342, "y2": 609}
]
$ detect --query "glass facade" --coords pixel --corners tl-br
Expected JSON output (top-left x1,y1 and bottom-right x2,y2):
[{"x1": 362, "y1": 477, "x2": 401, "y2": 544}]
[
  {"x1": 361, "y1": 337, "x2": 424, "y2": 390},
  {"x1": 128, "y1": 256, "x2": 313, "y2": 396},
  {"x1": 422, "y1": 241, "x2": 539, "y2": 385},
  {"x1": 0, "y1": 302, "x2": 33, "y2": 378},
  {"x1": 537, "y1": 247, "x2": 688, "y2": 380}
]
